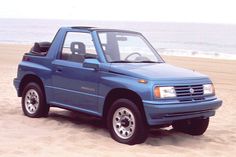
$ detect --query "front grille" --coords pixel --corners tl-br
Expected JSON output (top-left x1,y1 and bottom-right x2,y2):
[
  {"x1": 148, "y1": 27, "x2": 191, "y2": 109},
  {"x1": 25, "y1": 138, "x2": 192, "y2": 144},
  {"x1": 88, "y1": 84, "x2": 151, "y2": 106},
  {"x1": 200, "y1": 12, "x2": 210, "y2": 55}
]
[{"x1": 174, "y1": 84, "x2": 204, "y2": 102}]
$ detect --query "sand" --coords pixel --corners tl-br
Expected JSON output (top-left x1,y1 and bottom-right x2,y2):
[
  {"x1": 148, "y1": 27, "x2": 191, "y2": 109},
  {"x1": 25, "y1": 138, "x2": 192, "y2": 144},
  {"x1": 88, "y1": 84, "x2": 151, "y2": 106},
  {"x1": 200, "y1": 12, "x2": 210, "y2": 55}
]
[{"x1": 0, "y1": 43, "x2": 236, "y2": 157}]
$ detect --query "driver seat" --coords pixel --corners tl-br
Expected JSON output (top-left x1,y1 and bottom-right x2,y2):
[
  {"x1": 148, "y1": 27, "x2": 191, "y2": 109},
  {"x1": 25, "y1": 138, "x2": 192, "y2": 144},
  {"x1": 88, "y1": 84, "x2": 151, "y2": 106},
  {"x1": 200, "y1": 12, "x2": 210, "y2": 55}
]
[{"x1": 69, "y1": 42, "x2": 86, "y2": 62}]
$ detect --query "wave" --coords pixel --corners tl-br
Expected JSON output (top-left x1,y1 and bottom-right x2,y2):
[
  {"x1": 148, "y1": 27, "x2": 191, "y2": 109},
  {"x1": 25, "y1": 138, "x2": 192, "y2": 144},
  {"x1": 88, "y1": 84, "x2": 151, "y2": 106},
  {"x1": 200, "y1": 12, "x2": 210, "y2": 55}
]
[
  {"x1": 157, "y1": 48, "x2": 236, "y2": 60},
  {"x1": 158, "y1": 41, "x2": 236, "y2": 49}
]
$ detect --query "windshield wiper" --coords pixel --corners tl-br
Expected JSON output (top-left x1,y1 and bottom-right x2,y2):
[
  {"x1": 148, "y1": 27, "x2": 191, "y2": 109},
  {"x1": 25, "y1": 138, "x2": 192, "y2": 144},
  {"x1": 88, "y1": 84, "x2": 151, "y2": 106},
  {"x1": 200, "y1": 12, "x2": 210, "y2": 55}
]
[
  {"x1": 136, "y1": 61, "x2": 160, "y2": 63},
  {"x1": 110, "y1": 60, "x2": 162, "y2": 63},
  {"x1": 110, "y1": 60, "x2": 133, "y2": 63}
]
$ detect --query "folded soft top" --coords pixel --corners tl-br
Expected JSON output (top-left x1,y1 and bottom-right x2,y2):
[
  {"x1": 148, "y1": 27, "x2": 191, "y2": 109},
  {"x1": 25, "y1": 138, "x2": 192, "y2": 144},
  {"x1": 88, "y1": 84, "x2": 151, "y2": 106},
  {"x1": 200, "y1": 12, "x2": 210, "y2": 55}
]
[{"x1": 30, "y1": 42, "x2": 51, "y2": 56}]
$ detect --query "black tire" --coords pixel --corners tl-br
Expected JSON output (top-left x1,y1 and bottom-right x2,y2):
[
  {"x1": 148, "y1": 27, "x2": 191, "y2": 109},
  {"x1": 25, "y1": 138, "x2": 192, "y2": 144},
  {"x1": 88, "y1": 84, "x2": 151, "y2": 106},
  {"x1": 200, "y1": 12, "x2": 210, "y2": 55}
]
[
  {"x1": 22, "y1": 82, "x2": 49, "y2": 118},
  {"x1": 172, "y1": 118, "x2": 209, "y2": 135},
  {"x1": 107, "y1": 99, "x2": 148, "y2": 145}
]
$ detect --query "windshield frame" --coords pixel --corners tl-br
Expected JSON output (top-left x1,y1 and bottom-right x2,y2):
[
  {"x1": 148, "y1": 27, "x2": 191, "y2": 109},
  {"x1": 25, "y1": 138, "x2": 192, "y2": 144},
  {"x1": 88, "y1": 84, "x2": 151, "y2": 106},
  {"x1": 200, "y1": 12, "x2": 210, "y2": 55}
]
[{"x1": 95, "y1": 30, "x2": 165, "y2": 63}]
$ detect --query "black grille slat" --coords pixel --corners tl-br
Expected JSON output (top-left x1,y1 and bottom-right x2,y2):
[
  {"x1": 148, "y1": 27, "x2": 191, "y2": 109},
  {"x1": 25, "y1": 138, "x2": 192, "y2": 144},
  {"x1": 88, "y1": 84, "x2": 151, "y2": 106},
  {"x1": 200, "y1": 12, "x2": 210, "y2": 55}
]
[
  {"x1": 176, "y1": 91, "x2": 203, "y2": 94},
  {"x1": 193, "y1": 92, "x2": 203, "y2": 94},
  {"x1": 177, "y1": 95, "x2": 204, "y2": 99},
  {"x1": 176, "y1": 90, "x2": 191, "y2": 93},
  {"x1": 192, "y1": 89, "x2": 203, "y2": 92},
  {"x1": 174, "y1": 84, "x2": 204, "y2": 102},
  {"x1": 175, "y1": 86, "x2": 203, "y2": 90}
]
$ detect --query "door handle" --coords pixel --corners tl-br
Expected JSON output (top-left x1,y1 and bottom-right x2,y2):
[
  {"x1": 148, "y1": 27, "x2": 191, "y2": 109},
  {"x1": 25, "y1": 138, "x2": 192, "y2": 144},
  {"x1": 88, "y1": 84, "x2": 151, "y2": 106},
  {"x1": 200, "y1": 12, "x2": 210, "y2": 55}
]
[{"x1": 55, "y1": 68, "x2": 63, "y2": 73}]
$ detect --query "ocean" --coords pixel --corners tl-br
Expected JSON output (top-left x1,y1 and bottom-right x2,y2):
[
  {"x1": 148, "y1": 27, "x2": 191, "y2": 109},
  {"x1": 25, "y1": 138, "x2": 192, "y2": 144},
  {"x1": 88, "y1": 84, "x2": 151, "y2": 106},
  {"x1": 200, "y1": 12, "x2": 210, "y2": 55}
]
[{"x1": 0, "y1": 18, "x2": 236, "y2": 60}]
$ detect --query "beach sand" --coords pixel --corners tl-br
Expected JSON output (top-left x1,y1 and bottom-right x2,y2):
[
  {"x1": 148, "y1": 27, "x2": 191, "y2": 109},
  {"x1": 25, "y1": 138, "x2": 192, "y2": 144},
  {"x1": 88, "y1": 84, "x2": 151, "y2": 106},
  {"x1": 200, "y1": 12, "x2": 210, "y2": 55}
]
[{"x1": 0, "y1": 44, "x2": 236, "y2": 157}]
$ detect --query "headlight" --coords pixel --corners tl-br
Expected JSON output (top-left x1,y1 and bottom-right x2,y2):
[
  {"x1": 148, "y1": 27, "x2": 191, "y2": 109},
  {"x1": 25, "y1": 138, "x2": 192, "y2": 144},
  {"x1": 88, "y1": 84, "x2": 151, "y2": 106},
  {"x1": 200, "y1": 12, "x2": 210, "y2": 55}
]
[
  {"x1": 203, "y1": 84, "x2": 215, "y2": 95},
  {"x1": 154, "y1": 86, "x2": 176, "y2": 98}
]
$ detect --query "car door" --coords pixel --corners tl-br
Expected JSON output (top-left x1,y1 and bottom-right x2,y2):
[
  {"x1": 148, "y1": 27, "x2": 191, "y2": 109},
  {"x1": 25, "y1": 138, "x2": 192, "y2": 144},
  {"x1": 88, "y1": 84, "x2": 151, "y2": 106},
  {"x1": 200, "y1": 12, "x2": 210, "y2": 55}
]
[{"x1": 51, "y1": 31, "x2": 100, "y2": 113}]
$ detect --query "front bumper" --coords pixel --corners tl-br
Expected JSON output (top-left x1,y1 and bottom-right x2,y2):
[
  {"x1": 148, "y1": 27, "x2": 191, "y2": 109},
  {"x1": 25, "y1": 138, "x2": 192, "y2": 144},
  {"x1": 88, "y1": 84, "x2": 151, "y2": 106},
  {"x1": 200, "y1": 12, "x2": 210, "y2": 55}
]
[{"x1": 143, "y1": 98, "x2": 222, "y2": 126}]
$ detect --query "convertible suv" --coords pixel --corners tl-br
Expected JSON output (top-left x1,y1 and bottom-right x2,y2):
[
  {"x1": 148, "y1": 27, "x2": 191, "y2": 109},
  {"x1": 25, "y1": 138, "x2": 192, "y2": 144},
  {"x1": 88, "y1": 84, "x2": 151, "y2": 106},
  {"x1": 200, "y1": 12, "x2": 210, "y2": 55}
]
[{"x1": 14, "y1": 27, "x2": 222, "y2": 145}]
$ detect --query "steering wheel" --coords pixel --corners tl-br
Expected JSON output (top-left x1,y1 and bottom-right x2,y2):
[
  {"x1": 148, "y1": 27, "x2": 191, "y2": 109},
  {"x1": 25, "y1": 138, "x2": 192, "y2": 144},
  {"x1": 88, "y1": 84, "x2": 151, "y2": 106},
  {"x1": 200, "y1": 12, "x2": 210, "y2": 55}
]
[{"x1": 125, "y1": 52, "x2": 142, "y2": 61}]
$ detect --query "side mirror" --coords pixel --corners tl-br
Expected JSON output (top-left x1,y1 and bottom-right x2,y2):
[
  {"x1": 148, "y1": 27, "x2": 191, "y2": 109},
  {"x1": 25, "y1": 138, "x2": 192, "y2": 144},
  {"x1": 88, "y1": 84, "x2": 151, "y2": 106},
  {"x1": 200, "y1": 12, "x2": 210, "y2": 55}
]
[{"x1": 83, "y1": 58, "x2": 100, "y2": 70}]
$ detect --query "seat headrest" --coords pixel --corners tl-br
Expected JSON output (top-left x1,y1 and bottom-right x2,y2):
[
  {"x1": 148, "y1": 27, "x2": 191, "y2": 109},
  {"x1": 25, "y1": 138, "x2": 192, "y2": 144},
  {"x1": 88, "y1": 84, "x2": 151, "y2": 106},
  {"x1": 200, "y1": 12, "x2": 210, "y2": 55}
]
[
  {"x1": 70, "y1": 42, "x2": 86, "y2": 55},
  {"x1": 32, "y1": 43, "x2": 41, "y2": 53}
]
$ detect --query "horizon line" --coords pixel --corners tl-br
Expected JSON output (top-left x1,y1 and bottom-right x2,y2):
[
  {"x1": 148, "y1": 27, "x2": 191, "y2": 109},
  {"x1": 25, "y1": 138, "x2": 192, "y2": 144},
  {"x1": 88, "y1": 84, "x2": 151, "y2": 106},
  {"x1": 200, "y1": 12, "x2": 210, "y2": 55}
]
[{"x1": 0, "y1": 17, "x2": 236, "y2": 26}]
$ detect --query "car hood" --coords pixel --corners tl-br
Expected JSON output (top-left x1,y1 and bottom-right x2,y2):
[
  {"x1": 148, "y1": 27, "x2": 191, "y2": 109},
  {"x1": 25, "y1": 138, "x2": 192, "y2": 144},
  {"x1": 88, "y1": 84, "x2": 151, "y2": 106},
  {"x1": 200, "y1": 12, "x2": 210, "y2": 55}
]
[{"x1": 109, "y1": 63, "x2": 209, "y2": 81}]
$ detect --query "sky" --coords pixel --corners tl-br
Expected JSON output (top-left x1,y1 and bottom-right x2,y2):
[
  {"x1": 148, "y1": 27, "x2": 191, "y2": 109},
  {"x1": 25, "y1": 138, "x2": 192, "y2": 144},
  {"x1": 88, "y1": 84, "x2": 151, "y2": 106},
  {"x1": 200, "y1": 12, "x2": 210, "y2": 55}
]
[{"x1": 0, "y1": 0, "x2": 236, "y2": 24}]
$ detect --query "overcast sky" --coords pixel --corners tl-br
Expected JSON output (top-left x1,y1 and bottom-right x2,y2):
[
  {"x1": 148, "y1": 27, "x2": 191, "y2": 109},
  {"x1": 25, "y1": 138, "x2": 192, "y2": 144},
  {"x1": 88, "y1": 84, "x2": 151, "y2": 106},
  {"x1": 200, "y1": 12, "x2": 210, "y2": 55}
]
[{"x1": 0, "y1": 0, "x2": 235, "y2": 24}]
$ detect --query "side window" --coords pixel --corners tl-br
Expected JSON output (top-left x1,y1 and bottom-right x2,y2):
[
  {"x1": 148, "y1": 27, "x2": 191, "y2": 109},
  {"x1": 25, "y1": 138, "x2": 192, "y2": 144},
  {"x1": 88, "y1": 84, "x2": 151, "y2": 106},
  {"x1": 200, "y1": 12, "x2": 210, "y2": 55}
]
[{"x1": 61, "y1": 32, "x2": 97, "y2": 63}]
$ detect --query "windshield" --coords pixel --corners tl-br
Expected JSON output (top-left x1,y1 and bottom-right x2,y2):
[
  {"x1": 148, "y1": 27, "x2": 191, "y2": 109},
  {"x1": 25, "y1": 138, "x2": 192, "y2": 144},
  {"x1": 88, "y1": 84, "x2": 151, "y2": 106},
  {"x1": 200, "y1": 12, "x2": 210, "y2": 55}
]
[{"x1": 97, "y1": 32, "x2": 164, "y2": 63}]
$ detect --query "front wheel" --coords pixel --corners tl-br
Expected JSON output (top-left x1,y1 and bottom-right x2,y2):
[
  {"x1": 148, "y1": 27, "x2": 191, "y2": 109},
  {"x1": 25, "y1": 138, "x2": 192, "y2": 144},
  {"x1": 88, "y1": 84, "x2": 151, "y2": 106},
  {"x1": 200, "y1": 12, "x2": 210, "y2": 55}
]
[
  {"x1": 107, "y1": 99, "x2": 148, "y2": 145},
  {"x1": 22, "y1": 82, "x2": 49, "y2": 118},
  {"x1": 172, "y1": 118, "x2": 209, "y2": 135}
]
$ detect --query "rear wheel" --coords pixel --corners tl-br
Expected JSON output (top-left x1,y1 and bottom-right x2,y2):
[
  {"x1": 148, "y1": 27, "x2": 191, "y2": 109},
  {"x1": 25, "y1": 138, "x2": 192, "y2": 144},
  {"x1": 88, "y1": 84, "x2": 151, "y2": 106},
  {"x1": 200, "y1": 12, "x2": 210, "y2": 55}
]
[
  {"x1": 172, "y1": 118, "x2": 209, "y2": 135},
  {"x1": 107, "y1": 99, "x2": 148, "y2": 145},
  {"x1": 22, "y1": 82, "x2": 49, "y2": 118}
]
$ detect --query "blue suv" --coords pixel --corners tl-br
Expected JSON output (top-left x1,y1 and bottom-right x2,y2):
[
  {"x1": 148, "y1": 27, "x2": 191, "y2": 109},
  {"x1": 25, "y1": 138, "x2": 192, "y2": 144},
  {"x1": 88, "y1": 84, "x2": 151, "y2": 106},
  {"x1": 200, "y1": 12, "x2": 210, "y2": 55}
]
[{"x1": 14, "y1": 27, "x2": 222, "y2": 145}]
